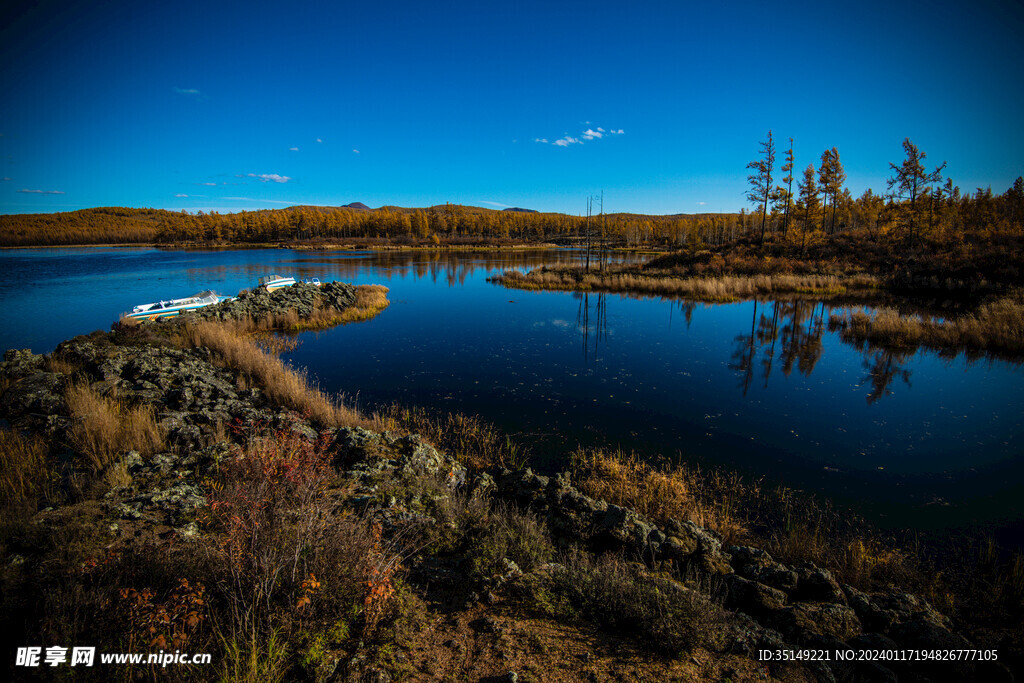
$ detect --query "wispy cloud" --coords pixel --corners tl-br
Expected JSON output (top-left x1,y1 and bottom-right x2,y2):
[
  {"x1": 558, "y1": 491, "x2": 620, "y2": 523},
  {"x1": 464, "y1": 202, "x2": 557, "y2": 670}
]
[
  {"x1": 175, "y1": 193, "x2": 189, "y2": 198},
  {"x1": 1, "y1": 177, "x2": 10, "y2": 181},
  {"x1": 200, "y1": 182, "x2": 217, "y2": 186},
  {"x1": 224, "y1": 196, "x2": 295, "y2": 204},
  {"x1": 352, "y1": 149, "x2": 360, "y2": 154},
  {"x1": 289, "y1": 147, "x2": 299, "y2": 151},
  {"x1": 535, "y1": 124, "x2": 623, "y2": 147},
  {"x1": 247, "y1": 173, "x2": 291, "y2": 183},
  {"x1": 479, "y1": 200, "x2": 510, "y2": 208},
  {"x1": 316, "y1": 138, "x2": 323, "y2": 143},
  {"x1": 17, "y1": 188, "x2": 64, "y2": 194},
  {"x1": 696, "y1": 201, "x2": 706, "y2": 206},
  {"x1": 173, "y1": 87, "x2": 201, "y2": 96}
]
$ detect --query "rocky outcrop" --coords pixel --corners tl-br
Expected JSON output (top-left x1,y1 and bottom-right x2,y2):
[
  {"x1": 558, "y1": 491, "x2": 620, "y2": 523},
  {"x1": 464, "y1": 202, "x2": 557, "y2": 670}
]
[
  {"x1": 490, "y1": 467, "x2": 1010, "y2": 682},
  {"x1": 180, "y1": 280, "x2": 356, "y2": 323}
]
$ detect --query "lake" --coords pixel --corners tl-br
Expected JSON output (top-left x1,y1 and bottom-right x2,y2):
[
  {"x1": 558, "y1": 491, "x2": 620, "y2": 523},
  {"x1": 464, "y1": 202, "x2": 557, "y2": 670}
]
[{"x1": 2, "y1": 247, "x2": 1023, "y2": 544}]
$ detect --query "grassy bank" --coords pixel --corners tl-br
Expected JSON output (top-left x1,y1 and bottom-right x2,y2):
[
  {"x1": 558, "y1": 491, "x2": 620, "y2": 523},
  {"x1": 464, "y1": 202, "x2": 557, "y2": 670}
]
[{"x1": 493, "y1": 266, "x2": 880, "y2": 302}]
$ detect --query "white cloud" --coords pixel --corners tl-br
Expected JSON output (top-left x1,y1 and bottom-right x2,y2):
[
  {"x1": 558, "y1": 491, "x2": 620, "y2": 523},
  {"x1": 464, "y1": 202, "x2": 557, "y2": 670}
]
[
  {"x1": 176, "y1": 193, "x2": 189, "y2": 198},
  {"x1": 201, "y1": 182, "x2": 216, "y2": 186},
  {"x1": 173, "y1": 87, "x2": 201, "y2": 96},
  {"x1": 352, "y1": 149, "x2": 360, "y2": 154},
  {"x1": 247, "y1": 173, "x2": 291, "y2": 183},
  {"x1": 0, "y1": 177, "x2": 10, "y2": 181},
  {"x1": 17, "y1": 188, "x2": 64, "y2": 194},
  {"x1": 316, "y1": 138, "x2": 323, "y2": 143},
  {"x1": 697, "y1": 201, "x2": 706, "y2": 206},
  {"x1": 479, "y1": 200, "x2": 510, "y2": 208},
  {"x1": 289, "y1": 147, "x2": 299, "y2": 151},
  {"x1": 538, "y1": 125, "x2": 622, "y2": 147}
]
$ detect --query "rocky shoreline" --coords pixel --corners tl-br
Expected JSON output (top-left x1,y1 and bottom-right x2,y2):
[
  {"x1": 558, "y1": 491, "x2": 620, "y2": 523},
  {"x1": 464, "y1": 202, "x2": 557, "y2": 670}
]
[{"x1": 0, "y1": 281, "x2": 1015, "y2": 681}]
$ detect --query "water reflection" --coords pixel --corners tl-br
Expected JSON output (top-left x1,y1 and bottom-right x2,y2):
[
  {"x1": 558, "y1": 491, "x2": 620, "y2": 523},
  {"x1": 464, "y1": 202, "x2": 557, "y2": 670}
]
[
  {"x1": 724, "y1": 300, "x2": 828, "y2": 395},
  {"x1": 861, "y1": 349, "x2": 914, "y2": 404},
  {"x1": 574, "y1": 292, "x2": 608, "y2": 363}
]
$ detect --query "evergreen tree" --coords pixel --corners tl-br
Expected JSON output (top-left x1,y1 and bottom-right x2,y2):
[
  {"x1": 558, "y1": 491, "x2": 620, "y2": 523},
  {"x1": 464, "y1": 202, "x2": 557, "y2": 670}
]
[
  {"x1": 746, "y1": 130, "x2": 775, "y2": 245},
  {"x1": 796, "y1": 164, "x2": 819, "y2": 255},
  {"x1": 886, "y1": 138, "x2": 946, "y2": 247},
  {"x1": 778, "y1": 138, "x2": 794, "y2": 236}
]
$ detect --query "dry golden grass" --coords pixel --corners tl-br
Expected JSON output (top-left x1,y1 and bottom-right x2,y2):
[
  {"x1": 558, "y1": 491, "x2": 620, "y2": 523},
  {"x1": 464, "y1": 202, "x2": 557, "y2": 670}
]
[
  {"x1": 230, "y1": 284, "x2": 391, "y2": 334},
  {"x1": 0, "y1": 428, "x2": 54, "y2": 507},
  {"x1": 287, "y1": 284, "x2": 391, "y2": 331},
  {"x1": 171, "y1": 322, "x2": 370, "y2": 429},
  {"x1": 44, "y1": 354, "x2": 83, "y2": 376},
  {"x1": 568, "y1": 449, "x2": 746, "y2": 544},
  {"x1": 65, "y1": 382, "x2": 166, "y2": 471},
  {"x1": 834, "y1": 293, "x2": 1024, "y2": 356},
  {"x1": 382, "y1": 405, "x2": 529, "y2": 471},
  {"x1": 495, "y1": 268, "x2": 878, "y2": 303}
]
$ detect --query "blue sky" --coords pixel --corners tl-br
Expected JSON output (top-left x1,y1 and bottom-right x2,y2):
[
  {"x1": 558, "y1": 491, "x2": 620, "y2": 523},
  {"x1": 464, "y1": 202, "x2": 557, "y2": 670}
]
[{"x1": 1, "y1": 0, "x2": 1022, "y2": 216}]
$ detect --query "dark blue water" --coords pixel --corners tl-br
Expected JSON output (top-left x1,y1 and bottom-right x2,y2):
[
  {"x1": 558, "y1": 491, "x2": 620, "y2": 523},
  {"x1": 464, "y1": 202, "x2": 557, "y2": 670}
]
[{"x1": 2, "y1": 247, "x2": 1023, "y2": 542}]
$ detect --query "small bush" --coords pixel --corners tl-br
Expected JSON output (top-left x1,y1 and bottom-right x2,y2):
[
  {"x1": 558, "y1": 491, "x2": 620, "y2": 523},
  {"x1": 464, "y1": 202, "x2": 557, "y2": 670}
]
[{"x1": 538, "y1": 549, "x2": 726, "y2": 657}]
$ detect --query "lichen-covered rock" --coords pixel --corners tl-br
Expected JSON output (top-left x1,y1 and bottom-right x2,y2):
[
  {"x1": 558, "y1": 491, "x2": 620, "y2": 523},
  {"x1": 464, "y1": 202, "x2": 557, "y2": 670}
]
[
  {"x1": 771, "y1": 602, "x2": 862, "y2": 641},
  {"x1": 0, "y1": 371, "x2": 65, "y2": 418},
  {"x1": 723, "y1": 574, "x2": 789, "y2": 613},
  {"x1": 1, "y1": 348, "x2": 45, "y2": 377},
  {"x1": 794, "y1": 565, "x2": 847, "y2": 604},
  {"x1": 180, "y1": 281, "x2": 357, "y2": 324}
]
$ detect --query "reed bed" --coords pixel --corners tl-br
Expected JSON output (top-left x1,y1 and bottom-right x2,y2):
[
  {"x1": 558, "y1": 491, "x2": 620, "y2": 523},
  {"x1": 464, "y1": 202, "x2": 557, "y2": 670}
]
[
  {"x1": 494, "y1": 268, "x2": 879, "y2": 302},
  {"x1": 833, "y1": 294, "x2": 1024, "y2": 356}
]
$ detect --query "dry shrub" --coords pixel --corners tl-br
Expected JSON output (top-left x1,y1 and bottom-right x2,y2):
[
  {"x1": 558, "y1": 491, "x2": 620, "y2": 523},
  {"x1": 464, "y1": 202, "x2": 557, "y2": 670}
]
[
  {"x1": 173, "y1": 322, "x2": 367, "y2": 429},
  {"x1": 205, "y1": 429, "x2": 406, "y2": 642},
  {"x1": 65, "y1": 382, "x2": 166, "y2": 470},
  {"x1": 569, "y1": 449, "x2": 746, "y2": 543},
  {"x1": 536, "y1": 548, "x2": 727, "y2": 656},
  {"x1": 0, "y1": 428, "x2": 55, "y2": 507}
]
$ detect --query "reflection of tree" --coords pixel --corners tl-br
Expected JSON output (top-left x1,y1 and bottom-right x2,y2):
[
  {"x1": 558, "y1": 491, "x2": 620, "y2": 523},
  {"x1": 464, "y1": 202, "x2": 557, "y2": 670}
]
[
  {"x1": 778, "y1": 301, "x2": 825, "y2": 378},
  {"x1": 729, "y1": 300, "x2": 759, "y2": 395},
  {"x1": 575, "y1": 291, "x2": 608, "y2": 362},
  {"x1": 731, "y1": 300, "x2": 827, "y2": 395},
  {"x1": 860, "y1": 349, "x2": 913, "y2": 404},
  {"x1": 669, "y1": 300, "x2": 696, "y2": 329}
]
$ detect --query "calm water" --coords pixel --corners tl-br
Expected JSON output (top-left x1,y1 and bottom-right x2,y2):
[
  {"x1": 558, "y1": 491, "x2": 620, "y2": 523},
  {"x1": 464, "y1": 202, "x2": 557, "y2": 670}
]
[{"x1": 2, "y1": 247, "x2": 1023, "y2": 542}]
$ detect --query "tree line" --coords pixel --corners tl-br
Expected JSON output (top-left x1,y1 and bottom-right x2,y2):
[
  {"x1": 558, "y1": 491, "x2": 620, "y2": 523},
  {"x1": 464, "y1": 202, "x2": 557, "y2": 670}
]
[
  {"x1": 745, "y1": 131, "x2": 1023, "y2": 250},
  {"x1": 1, "y1": 144, "x2": 1021, "y2": 248}
]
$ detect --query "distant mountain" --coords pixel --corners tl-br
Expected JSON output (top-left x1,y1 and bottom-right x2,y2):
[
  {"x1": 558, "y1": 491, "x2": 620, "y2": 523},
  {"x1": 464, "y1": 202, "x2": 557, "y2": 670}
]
[
  {"x1": 343, "y1": 202, "x2": 370, "y2": 210},
  {"x1": 503, "y1": 207, "x2": 537, "y2": 213}
]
